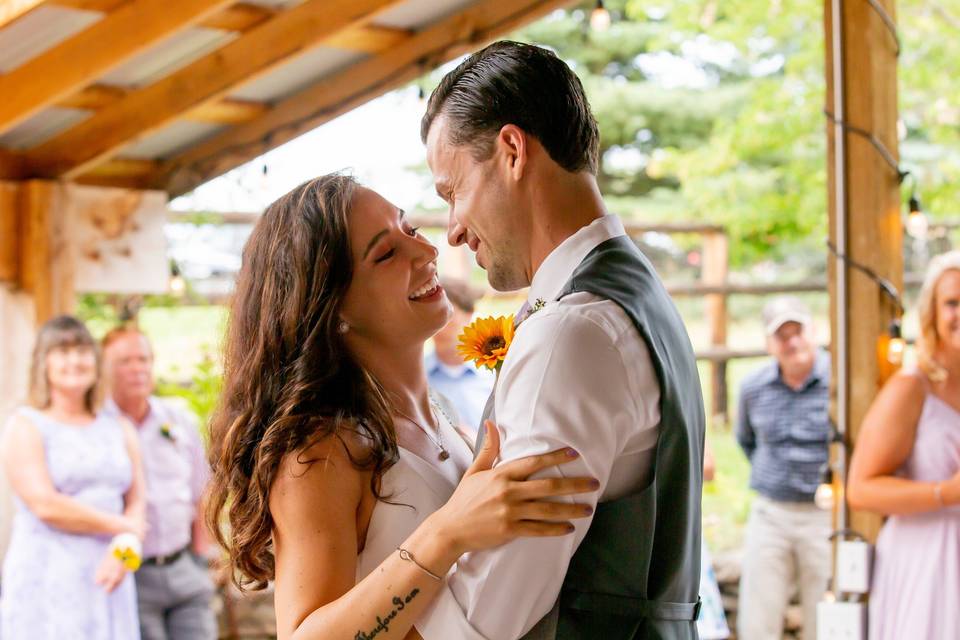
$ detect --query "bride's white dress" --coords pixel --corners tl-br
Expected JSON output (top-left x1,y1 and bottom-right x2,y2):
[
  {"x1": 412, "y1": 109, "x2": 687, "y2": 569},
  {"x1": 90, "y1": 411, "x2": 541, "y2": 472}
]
[{"x1": 356, "y1": 401, "x2": 473, "y2": 581}]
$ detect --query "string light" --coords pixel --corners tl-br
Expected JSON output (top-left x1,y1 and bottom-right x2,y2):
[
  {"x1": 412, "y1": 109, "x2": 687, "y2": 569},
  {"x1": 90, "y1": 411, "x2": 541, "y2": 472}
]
[
  {"x1": 169, "y1": 261, "x2": 186, "y2": 297},
  {"x1": 815, "y1": 464, "x2": 836, "y2": 510},
  {"x1": 590, "y1": 0, "x2": 611, "y2": 31},
  {"x1": 886, "y1": 318, "x2": 906, "y2": 366},
  {"x1": 906, "y1": 191, "x2": 929, "y2": 240}
]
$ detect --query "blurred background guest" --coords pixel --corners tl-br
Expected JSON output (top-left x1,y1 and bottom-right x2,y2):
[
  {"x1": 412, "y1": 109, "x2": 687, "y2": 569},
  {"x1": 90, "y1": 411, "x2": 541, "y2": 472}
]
[
  {"x1": 848, "y1": 250, "x2": 960, "y2": 640},
  {"x1": 736, "y1": 296, "x2": 831, "y2": 640},
  {"x1": 0, "y1": 315, "x2": 145, "y2": 639},
  {"x1": 426, "y1": 277, "x2": 495, "y2": 435},
  {"x1": 101, "y1": 326, "x2": 215, "y2": 640}
]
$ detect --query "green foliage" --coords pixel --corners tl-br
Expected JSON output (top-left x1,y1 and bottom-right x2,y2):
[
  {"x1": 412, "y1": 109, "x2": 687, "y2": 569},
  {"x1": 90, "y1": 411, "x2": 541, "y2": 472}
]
[
  {"x1": 155, "y1": 355, "x2": 222, "y2": 441},
  {"x1": 508, "y1": 0, "x2": 828, "y2": 266}
]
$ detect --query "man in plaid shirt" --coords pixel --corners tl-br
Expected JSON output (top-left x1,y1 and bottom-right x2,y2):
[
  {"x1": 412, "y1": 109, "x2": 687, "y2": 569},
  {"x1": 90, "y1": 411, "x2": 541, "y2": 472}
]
[{"x1": 736, "y1": 296, "x2": 831, "y2": 640}]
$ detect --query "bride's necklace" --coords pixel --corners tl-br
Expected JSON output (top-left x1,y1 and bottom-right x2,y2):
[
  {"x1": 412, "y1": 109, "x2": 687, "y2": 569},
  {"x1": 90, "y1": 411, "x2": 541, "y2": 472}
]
[{"x1": 394, "y1": 398, "x2": 450, "y2": 461}]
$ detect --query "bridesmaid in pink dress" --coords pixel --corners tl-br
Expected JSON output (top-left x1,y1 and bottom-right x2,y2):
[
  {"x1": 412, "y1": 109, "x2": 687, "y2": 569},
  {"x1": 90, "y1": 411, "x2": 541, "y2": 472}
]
[{"x1": 848, "y1": 250, "x2": 960, "y2": 640}]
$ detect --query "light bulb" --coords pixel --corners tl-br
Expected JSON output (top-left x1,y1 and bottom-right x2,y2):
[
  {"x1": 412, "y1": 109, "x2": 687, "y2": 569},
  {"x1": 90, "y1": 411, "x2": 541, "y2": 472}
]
[
  {"x1": 814, "y1": 482, "x2": 835, "y2": 510},
  {"x1": 907, "y1": 208, "x2": 928, "y2": 239},
  {"x1": 887, "y1": 337, "x2": 906, "y2": 365},
  {"x1": 169, "y1": 275, "x2": 186, "y2": 297},
  {"x1": 590, "y1": 1, "x2": 611, "y2": 31}
]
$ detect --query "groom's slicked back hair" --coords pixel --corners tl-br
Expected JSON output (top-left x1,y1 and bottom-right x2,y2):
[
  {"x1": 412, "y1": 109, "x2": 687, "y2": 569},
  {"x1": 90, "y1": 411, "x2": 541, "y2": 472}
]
[{"x1": 421, "y1": 40, "x2": 600, "y2": 175}]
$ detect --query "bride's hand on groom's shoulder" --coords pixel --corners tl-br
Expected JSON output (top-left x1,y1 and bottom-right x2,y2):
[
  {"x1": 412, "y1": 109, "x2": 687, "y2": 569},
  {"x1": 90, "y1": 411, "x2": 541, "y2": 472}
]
[{"x1": 427, "y1": 421, "x2": 600, "y2": 559}]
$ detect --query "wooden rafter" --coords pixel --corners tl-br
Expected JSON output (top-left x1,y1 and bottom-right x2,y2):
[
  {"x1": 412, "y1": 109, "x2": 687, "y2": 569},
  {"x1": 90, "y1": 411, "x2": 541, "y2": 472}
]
[
  {"x1": 0, "y1": 0, "x2": 235, "y2": 135},
  {"x1": 159, "y1": 0, "x2": 579, "y2": 196},
  {"x1": 50, "y1": 0, "x2": 408, "y2": 50},
  {"x1": 59, "y1": 85, "x2": 270, "y2": 125},
  {"x1": 0, "y1": 0, "x2": 47, "y2": 30},
  {"x1": 0, "y1": 149, "x2": 27, "y2": 180},
  {"x1": 22, "y1": 0, "x2": 403, "y2": 179}
]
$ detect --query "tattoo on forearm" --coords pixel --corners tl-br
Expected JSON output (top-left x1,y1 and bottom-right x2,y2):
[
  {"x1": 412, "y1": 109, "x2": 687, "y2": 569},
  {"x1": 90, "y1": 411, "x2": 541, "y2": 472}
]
[{"x1": 354, "y1": 588, "x2": 420, "y2": 639}]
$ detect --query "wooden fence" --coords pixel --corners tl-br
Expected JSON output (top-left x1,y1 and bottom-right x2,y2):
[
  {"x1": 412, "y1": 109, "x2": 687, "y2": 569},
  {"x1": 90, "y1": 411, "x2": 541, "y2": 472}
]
[{"x1": 168, "y1": 210, "x2": 960, "y2": 424}]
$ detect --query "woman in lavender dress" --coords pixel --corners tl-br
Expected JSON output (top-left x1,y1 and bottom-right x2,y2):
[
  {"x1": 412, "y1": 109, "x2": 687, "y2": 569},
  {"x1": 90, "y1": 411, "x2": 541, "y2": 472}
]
[
  {"x1": 848, "y1": 251, "x2": 960, "y2": 640},
  {"x1": 0, "y1": 316, "x2": 146, "y2": 639}
]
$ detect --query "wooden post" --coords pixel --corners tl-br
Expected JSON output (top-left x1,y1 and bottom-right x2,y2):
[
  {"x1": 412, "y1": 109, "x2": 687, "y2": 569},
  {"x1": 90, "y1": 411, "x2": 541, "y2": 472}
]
[
  {"x1": 703, "y1": 230, "x2": 729, "y2": 425},
  {"x1": 19, "y1": 181, "x2": 76, "y2": 323},
  {"x1": 825, "y1": 0, "x2": 902, "y2": 543}
]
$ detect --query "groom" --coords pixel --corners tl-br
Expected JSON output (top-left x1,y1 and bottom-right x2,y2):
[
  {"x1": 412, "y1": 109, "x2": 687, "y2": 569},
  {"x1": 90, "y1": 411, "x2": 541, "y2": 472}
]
[{"x1": 417, "y1": 41, "x2": 705, "y2": 640}]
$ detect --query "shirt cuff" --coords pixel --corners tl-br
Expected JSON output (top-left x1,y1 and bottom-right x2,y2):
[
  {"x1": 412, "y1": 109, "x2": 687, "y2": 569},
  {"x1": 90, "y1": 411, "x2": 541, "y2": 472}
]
[{"x1": 415, "y1": 581, "x2": 488, "y2": 640}]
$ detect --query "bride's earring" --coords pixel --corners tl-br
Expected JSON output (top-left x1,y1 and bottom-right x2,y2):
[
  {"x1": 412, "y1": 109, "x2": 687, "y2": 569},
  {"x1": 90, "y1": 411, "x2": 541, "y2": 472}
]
[{"x1": 337, "y1": 321, "x2": 350, "y2": 334}]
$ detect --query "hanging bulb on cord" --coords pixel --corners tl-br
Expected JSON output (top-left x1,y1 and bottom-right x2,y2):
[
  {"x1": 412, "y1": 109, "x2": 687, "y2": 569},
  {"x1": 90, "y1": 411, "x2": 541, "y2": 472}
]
[
  {"x1": 906, "y1": 192, "x2": 929, "y2": 240},
  {"x1": 887, "y1": 319, "x2": 906, "y2": 366},
  {"x1": 590, "y1": 0, "x2": 611, "y2": 31},
  {"x1": 814, "y1": 463, "x2": 835, "y2": 511}
]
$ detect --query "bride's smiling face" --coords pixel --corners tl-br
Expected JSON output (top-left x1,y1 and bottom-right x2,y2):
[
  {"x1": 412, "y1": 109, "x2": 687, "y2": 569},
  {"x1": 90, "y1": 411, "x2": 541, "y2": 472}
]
[{"x1": 340, "y1": 187, "x2": 452, "y2": 348}]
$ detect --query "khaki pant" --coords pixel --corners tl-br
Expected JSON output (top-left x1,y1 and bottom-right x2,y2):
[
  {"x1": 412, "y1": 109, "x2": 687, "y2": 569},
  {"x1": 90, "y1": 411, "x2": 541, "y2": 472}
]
[{"x1": 737, "y1": 495, "x2": 831, "y2": 640}]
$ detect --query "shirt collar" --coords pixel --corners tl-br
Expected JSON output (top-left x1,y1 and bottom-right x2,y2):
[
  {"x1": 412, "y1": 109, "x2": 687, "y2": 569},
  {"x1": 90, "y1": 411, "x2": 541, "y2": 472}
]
[
  {"x1": 425, "y1": 352, "x2": 474, "y2": 379},
  {"x1": 527, "y1": 215, "x2": 626, "y2": 308},
  {"x1": 102, "y1": 395, "x2": 161, "y2": 428}
]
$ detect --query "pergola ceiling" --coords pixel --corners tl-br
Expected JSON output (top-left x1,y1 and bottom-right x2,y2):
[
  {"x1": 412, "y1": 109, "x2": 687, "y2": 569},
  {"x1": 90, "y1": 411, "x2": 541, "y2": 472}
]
[{"x1": 0, "y1": 0, "x2": 576, "y2": 197}]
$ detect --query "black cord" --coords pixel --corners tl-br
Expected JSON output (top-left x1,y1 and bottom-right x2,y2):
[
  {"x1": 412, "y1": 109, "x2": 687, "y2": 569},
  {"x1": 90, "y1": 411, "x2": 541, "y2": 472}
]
[
  {"x1": 823, "y1": 109, "x2": 907, "y2": 183},
  {"x1": 866, "y1": 0, "x2": 901, "y2": 57},
  {"x1": 827, "y1": 241, "x2": 905, "y2": 315}
]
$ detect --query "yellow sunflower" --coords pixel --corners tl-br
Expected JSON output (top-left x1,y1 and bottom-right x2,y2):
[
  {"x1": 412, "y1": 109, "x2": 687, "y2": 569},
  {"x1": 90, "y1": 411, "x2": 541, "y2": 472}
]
[{"x1": 457, "y1": 315, "x2": 515, "y2": 371}]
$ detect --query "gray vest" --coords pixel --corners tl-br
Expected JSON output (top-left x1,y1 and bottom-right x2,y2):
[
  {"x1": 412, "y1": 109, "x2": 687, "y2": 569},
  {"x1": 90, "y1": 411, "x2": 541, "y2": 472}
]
[{"x1": 480, "y1": 236, "x2": 705, "y2": 640}]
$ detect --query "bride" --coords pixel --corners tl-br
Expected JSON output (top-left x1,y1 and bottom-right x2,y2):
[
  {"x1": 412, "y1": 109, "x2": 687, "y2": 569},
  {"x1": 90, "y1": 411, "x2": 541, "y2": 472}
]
[{"x1": 205, "y1": 174, "x2": 597, "y2": 639}]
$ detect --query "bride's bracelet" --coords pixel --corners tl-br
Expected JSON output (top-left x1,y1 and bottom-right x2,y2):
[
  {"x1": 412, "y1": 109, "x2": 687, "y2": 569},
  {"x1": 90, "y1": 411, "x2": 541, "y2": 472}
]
[
  {"x1": 396, "y1": 546, "x2": 442, "y2": 582},
  {"x1": 934, "y1": 482, "x2": 946, "y2": 508}
]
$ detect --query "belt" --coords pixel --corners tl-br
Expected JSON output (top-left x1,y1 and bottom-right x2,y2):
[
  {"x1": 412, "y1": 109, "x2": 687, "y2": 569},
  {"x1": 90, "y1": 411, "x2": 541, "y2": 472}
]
[
  {"x1": 564, "y1": 591, "x2": 702, "y2": 622},
  {"x1": 142, "y1": 545, "x2": 189, "y2": 567}
]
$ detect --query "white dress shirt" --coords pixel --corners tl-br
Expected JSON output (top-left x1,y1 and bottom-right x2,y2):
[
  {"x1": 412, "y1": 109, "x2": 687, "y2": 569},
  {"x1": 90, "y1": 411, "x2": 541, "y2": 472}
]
[{"x1": 417, "y1": 214, "x2": 662, "y2": 640}]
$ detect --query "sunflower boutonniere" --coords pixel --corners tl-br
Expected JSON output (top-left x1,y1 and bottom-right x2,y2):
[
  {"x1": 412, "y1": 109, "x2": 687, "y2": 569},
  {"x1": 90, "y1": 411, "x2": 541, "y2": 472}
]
[
  {"x1": 457, "y1": 315, "x2": 515, "y2": 372},
  {"x1": 159, "y1": 423, "x2": 176, "y2": 443}
]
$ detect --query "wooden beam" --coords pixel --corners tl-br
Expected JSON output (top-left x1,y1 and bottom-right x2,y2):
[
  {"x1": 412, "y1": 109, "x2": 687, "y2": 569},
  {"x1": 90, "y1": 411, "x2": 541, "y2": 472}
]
[
  {"x1": 0, "y1": 182, "x2": 18, "y2": 283},
  {"x1": 825, "y1": 0, "x2": 901, "y2": 543},
  {"x1": 0, "y1": 0, "x2": 235, "y2": 135},
  {"x1": 198, "y1": 1, "x2": 274, "y2": 31},
  {"x1": 0, "y1": 149, "x2": 28, "y2": 180},
  {"x1": 0, "y1": 0, "x2": 46, "y2": 29},
  {"x1": 23, "y1": 0, "x2": 402, "y2": 179},
  {"x1": 327, "y1": 24, "x2": 411, "y2": 53},
  {"x1": 52, "y1": 0, "x2": 403, "y2": 51},
  {"x1": 160, "y1": 0, "x2": 579, "y2": 196},
  {"x1": 52, "y1": 0, "x2": 127, "y2": 12},
  {"x1": 59, "y1": 85, "x2": 270, "y2": 125},
  {"x1": 18, "y1": 181, "x2": 75, "y2": 321}
]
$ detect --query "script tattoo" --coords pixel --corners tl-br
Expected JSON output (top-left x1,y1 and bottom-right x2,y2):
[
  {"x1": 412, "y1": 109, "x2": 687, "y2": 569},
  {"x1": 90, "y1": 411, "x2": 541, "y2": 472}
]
[{"x1": 354, "y1": 588, "x2": 420, "y2": 640}]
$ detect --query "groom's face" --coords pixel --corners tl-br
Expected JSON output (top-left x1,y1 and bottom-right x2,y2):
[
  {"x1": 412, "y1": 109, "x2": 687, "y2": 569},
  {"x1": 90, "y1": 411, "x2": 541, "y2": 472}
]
[{"x1": 426, "y1": 115, "x2": 530, "y2": 292}]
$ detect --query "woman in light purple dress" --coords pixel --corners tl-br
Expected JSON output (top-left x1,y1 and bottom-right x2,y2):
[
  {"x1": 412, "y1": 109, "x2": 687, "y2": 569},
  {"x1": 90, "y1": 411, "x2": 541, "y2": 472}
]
[
  {"x1": 848, "y1": 251, "x2": 960, "y2": 640},
  {"x1": 0, "y1": 316, "x2": 146, "y2": 639}
]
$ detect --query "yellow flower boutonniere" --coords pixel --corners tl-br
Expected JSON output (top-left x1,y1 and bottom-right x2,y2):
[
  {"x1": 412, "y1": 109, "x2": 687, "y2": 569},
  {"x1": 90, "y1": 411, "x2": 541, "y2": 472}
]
[
  {"x1": 159, "y1": 423, "x2": 176, "y2": 443},
  {"x1": 457, "y1": 315, "x2": 515, "y2": 372}
]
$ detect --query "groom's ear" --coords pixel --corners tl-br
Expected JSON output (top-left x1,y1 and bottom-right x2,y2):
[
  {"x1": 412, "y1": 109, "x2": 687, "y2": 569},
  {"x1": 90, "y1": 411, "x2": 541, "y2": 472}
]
[{"x1": 496, "y1": 124, "x2": 528, "y2": 180}]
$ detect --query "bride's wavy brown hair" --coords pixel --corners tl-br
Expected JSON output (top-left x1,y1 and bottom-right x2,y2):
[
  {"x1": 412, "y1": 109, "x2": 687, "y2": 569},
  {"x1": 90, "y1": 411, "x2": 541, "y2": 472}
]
[{"x1": 206, "y1": 174, "x2": 399, "y2": 591}]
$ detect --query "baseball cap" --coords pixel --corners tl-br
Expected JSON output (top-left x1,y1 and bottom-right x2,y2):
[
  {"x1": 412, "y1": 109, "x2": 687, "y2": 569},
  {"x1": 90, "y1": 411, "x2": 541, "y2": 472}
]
[{"x1": 762, "y1": 296, "x2": 811, "y2": 336}]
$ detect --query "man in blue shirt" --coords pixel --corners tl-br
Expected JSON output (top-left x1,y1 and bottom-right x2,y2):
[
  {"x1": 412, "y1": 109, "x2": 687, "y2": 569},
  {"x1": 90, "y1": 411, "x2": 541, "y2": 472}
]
[
  {"x1": 427, "y1": 277, "x2": 495, "y2": 436},
  {"x1": 736, "y1": 296, "x2": 831, "y2": 640}
]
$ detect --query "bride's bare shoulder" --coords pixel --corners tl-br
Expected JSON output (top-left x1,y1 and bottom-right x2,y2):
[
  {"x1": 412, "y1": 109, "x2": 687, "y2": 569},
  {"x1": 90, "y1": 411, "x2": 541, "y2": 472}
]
[{"x1": 272, "y1": 422, "x2": 373, "y2": 504}]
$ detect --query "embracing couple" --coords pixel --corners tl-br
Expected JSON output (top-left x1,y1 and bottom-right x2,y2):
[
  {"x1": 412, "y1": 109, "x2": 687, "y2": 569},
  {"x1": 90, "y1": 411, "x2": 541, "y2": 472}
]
[{"x1": 206, "y1": 41, "x2": 705, "y2": 640}]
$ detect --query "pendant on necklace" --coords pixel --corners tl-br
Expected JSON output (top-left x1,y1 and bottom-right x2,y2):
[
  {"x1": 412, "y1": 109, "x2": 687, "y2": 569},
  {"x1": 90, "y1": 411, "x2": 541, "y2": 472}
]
[{"x1": 438, "y1": 449, "x2": 450, "y2": 461}]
